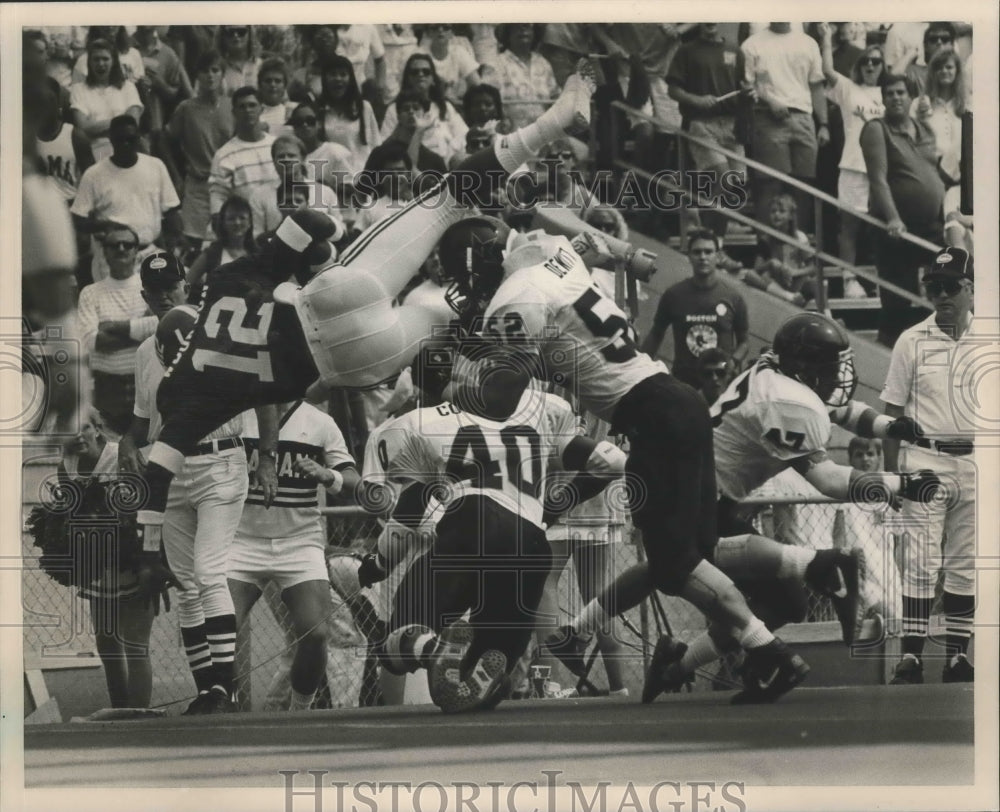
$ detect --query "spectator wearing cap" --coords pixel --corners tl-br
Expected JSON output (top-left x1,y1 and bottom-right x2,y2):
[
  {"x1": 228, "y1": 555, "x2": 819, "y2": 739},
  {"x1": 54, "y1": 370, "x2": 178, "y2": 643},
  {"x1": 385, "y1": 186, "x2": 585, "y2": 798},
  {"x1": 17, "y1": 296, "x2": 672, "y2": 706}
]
[
  {"x1": 118, "y1": 250, "x2": 191, "y2": 476},
  {"x1": 881, "y1": 247, "x2": 977, "y2": 686},
  {"x1": 76, "y1": 224, "x2": 159, "y2": 435},
  {"x1": 165, "y1": 50, "x2": 234, "y2": 253},
  {"x1": 860, "y1": 73, "x2": 946, "y2": 347},
  {"x1": 208, "y1": 86, "x2": 278, "y2": 237},
  {"x1": 71, "y1": 114, "x2": 181, "y2": 284},
  {"x1": 640, "y1": 227, "x2": 749, "y2": 388}
]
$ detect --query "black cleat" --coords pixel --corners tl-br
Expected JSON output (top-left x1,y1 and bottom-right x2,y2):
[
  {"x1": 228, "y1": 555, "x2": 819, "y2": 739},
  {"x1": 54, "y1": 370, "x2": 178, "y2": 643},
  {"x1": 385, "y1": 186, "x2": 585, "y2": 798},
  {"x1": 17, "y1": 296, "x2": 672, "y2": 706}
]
[
  {"x1": 942, "y1": 653, "x2": 974, "y2": 683},
  {"x1": 543, "y1": 625, "x2": 592, "y2": 677},
  {"x1": 182, "y1": 690, "x2": 212, "y2": 716},
  {"x1": 806, "y1": 548, "x2": 866, "y2": 645},
  {"x1": 731, "y1": 638, "x2": 809, "y2": 704},
  {"x1": 200, "y1": 686, "x2": 238, "y2": 714},
  {"x1": 642, "y1": 635, "x2": 691, "y2": 704},
  {"x1": 889, "y1": 654, "x2": 924, "y2": 685}
]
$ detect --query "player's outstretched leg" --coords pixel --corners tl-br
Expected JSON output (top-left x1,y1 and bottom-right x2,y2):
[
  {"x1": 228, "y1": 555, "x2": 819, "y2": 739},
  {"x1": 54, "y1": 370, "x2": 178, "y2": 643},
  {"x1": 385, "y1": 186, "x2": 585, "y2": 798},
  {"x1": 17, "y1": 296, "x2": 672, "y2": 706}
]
[
  {"x1": 731, "y1": 637, "x2": 810, "y2": 705},
  {"x1": 427, "y1": 620, "x2": 507, "y2": 714}
]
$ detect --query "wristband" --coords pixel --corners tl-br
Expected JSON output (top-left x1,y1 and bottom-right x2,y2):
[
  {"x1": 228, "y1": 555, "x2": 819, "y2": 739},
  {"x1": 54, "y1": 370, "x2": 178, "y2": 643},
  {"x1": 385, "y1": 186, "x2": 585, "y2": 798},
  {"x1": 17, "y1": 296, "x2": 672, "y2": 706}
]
[
  {"x1": 325, "y1": 468, "x2": 345, "y2": 496},
  {"x1": 584, "y1": 441, "x2": 627, "y2": 476},
  {"x1": 140, "y1": 523, "x2": 162, "y2": 553}
]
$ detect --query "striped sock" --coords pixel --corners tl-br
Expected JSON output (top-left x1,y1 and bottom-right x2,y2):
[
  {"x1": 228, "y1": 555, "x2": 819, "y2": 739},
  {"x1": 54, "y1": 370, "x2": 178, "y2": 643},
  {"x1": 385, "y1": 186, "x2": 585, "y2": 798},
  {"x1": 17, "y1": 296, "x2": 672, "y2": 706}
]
[
  {"x1": 900, "y1": 594, "x2": 933, "y2": 657},
  {"x1": 180, "y1": 624, "x2": 214, "y2": 692},
  {"x1": 382, "y1": 624, "x2": 438, "y2": 675},
  {"x1": 204, "y1": 613, "x2": 237, "y2": 694},
  {"x1": 941, "y1": 592, "x2": 975, "y2": 657}
]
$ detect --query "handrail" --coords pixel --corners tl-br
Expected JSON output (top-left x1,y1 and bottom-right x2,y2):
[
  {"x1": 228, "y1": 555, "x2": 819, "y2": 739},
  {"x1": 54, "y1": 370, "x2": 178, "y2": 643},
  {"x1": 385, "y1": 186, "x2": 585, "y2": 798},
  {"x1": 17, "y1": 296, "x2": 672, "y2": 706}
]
[
  {"x1": 609, "y1": 99, "x2": 944, "y2": 254},
  {"x1": 613, "y1": 156, "x2": 930, "y2": 309}
]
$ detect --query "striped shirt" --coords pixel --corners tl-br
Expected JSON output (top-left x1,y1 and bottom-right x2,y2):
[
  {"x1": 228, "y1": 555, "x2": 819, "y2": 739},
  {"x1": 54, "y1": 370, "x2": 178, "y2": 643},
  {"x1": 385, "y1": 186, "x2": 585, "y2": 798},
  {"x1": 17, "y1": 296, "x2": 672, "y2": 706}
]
[
  {"x1": 239, "y1": 401, "x2": 355, "y2": 538},
  {"x1": 77, "y1": 274, "x2": 156, "y2": 375},
  {"x1": 208, "y1": 133, "x2": 278, "y2": 215}
]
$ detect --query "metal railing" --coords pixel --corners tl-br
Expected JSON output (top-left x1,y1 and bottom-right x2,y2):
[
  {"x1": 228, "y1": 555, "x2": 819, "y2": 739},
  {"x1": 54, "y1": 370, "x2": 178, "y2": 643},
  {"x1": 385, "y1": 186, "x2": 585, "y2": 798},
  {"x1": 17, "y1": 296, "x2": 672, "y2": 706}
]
[{"x1": 607, "y1": 99, "x2": 943, "y2": 314}]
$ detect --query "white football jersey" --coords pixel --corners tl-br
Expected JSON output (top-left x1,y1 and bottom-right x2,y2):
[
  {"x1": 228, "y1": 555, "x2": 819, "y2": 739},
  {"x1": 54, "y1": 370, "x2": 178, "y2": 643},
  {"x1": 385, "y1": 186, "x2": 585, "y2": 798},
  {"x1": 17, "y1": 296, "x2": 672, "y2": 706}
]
[
  {"x1": 711, "y1": 354, "x2": 832, "y2": 500},
  {"x1": 240, "y1": 401, "x2": 355, "y2": 538},
  {"x1": 481, "y1": 231, "x2": 666, "y2": 423},
  {"x1": 376, "y1": 390, "x2": 578, "y2": 529}
]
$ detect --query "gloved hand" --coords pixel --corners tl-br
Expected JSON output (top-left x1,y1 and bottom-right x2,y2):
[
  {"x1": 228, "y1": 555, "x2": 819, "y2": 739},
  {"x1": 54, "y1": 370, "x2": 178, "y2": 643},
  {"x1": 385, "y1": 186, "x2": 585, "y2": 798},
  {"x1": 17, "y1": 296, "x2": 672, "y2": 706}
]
[
  {"x1": 886, "y1": 416, "x2": 924, "y2": 444},
  {"x1": 900, "y1": 470, "x2": 943, "y2": 503},
  {"x1": 136, "y1": 551, "x2": 179, "y2": 616},
  {"x1": 358, "y1": 552, "x2": 389, "y2": 589}
]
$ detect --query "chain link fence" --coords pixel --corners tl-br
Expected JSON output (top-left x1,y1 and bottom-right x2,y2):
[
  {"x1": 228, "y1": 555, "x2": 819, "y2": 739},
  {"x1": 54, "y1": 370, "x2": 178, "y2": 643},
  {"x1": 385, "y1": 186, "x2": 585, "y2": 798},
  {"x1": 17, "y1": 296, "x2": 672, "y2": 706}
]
[{"x1": 22, "y1": 457, "x2": 908, "y2": 721}]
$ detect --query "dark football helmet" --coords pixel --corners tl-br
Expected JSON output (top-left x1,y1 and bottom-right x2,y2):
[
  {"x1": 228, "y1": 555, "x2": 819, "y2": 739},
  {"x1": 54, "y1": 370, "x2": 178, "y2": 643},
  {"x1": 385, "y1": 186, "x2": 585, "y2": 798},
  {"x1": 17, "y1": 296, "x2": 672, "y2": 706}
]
[
  {"x1": 155, "y1": 304, "x2": 198, "y2": 368},
  {"x1": 439, "y1": 216, "x2": 511, "y2": 318},
  {"x1": 772, "y1": 313, "x2": 858, "y2": 407}
]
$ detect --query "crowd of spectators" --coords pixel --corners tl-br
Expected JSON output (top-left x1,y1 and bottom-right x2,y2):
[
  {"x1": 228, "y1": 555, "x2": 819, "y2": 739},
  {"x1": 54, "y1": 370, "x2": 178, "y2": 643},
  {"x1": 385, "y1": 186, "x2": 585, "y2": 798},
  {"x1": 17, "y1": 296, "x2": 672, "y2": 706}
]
[{"x1": 22, "y1": 19, "x2": 975, "y2": 710}]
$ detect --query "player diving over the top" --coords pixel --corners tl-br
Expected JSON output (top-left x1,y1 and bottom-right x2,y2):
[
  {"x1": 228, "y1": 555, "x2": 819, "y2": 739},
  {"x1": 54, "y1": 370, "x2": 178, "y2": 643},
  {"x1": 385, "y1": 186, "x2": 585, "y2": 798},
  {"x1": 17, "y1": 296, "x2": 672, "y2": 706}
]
[{"x1": 133, "y1": 61, "x2": 605, "y2": 589}]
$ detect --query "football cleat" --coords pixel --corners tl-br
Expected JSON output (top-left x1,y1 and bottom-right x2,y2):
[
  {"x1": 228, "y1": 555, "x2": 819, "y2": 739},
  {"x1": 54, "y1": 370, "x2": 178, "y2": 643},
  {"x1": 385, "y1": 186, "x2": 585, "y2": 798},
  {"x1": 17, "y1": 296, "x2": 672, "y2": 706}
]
[
  {"x1": 805, "y1": 548, "x2": 866, "y2": 645},
  {"x1": 552, "y1": 58, "x2": 600, "y2": 135},
  {"x1": 731, "y1": 638, "x2": 809, "y2": 704},
  {"x1": 942, "y1": 653, "x2": 974, "y2": 683},
  {"x1": 543, "y1": 625, "x2": 592, "y2": 677},
  {"x1": 195, "y1": 686, "x2": 238, "y2": 715},
  {"x1": 642, "y1": 635, "x2": 691, "y2": 704},
  {"x1": 182, "y1": 690, "x2": 212, "y2": 716},
  {"x1": 889, "y1": 654, "x2": 924, "y2": 685},
  {"x1": 428, "y1": 620, "x2": 507, "y2": 713}
]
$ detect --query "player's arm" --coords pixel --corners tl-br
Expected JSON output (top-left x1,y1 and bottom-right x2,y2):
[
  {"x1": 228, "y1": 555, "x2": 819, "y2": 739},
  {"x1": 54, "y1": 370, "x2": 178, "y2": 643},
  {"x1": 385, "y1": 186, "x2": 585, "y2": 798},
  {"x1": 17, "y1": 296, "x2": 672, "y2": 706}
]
[
  {"x1": 881, "y1": 403, "x2": 906, "y2": 473},
  {"x1": 793, "y1": 450, "x2": 940, "y2": 504},
  {"x1": 830, "y1": 399, "x2": 925, "y2": 445},
  {"x1": 118, "y1": 416, "x2": 151, "y2": 475},
  {"x1": 254, "y1": 404, "x2": 279, "y2": 507},
  {"x1": 640, "y1": 290, "x2": 673, "y2": 358}
]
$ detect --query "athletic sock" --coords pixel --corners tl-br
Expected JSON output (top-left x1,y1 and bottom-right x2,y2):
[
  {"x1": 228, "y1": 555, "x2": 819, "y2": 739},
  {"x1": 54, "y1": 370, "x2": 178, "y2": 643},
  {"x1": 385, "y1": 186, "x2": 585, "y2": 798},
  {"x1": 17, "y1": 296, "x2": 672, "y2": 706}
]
[
  {"x1": 781, "y1": 546, "x2": 818, "y2": 581},
  {"x1": 383, "y1": 624, "x2": 439, "y2": 674},
  {"x1": 679, "y1": 632, "x2": 724, "y2": 674},
  {"x1": 569, "y1": 598, "x2": 611, "y2": 638},
  {"x1": 204, "y1": 613, "x2": 237, "y2": 694},
  {"x1": 289, "y1": 688, "x2": 316, "y2": 711},
  {"x1": 181, "y1": 624, "x2": 214, "y2": 692},
  {"x1": 900, "y1": 594, "x2": 933, "y2": 657},
  {"x1": 941, "y1": 591, "x2": 975, "y2": 658},
  {"x1": 739, "y1": 617, "x2": 776, "y2": 649}
]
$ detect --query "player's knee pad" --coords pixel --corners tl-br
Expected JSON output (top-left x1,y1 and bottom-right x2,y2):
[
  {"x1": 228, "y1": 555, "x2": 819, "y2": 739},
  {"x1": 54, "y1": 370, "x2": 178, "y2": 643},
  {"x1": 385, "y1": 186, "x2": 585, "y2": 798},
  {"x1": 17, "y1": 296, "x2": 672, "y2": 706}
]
[
  {"x1": 713, "y1": 534, "x2": 753, "y2": 573},
  {"x1": 327, "y1": 554, "x2": 363, "y2": 598},
  {"x1": 381, "y1": 624, "x2": 434, "y2": 675}
]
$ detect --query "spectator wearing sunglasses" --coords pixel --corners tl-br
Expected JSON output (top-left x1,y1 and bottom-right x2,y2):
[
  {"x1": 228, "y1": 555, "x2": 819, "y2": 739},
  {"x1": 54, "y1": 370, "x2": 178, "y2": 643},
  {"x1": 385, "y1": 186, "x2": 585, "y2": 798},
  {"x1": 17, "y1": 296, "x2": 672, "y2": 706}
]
[
  {"x1": 694, "y1": 347, "x2": 736, "y2": 407},
  {"x1": 641, "y1": 227, "x2": 749, "y2": 387},
  {"x1": 381, "y1": 54, "x2": 467, "y2": 164},
  {"x1": 415, "y1": 23, "x2": 480, "y2": 107},
  {"x1": 881, "y1": 247, "x2": 976, "y2": 686},
  {"x1": 288, "y1": 102, "x2": 356, "y2": 200},
  {"x1": 893, "y1": 22, "x2": 956, "y2": 99},
  {"x1": 217, "y1": 26, "x2": 262, "y2": 97},
  {"x1": 817, "y1": 23, "x2": 886, "y2": 281},
  {"x1": 76, "y1": 223, "x2": 159, "y2": 434}
]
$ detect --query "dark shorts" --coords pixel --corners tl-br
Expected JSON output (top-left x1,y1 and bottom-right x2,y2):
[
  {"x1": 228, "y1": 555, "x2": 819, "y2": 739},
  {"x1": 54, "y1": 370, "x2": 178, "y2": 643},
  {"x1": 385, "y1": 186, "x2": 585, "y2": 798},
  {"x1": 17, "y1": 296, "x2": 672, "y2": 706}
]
[
  {"x1": 390, "y1": 496, "x2": 550, "y2": 668},
  {"x1": 612, "y1": 372, "x2": 718, "y2": 594}
]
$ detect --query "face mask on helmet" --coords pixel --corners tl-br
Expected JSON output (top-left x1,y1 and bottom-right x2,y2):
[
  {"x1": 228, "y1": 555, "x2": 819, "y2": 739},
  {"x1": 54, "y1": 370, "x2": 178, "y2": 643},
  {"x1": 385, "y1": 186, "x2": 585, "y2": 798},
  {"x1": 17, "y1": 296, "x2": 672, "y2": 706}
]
[
  {"x1": 772, "y1": 313, "x2": 858, "y2": 408},
  {"x1": 440, "y1": 217, "x2": 510, "y2": 318}
]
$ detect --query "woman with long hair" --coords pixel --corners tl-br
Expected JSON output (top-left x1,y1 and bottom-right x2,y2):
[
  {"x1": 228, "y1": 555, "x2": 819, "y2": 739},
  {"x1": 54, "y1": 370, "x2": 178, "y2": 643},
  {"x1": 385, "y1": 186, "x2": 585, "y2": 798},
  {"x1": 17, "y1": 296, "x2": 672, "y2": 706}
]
[
  {"x1": 754, "y1": 193, "x2": 817, "y2": 307},
  {"x1": 72, "y1": 26, "x2": 145, "y2": 85},
  {"x1": 69, "y1": 38, "x2": 144, "y2": 161},
  {"x1": 818, "y1": 22, "x2": 886, "y2": 285},
  {"x1": 186, "y1": 195, "x2": 256, "y2": 289},
  {"x1": 415, "y1": 23, "x2": 480, "y2": 106},
  {"x1": 380, "y1": 53, "x2": 467, "y2": 164},
  {"x1": 316, "y1": 53, "x2": 381, "y2": 177},
  {"x1": 914, "y1": 48, "x2": 967, "y2": 190}
]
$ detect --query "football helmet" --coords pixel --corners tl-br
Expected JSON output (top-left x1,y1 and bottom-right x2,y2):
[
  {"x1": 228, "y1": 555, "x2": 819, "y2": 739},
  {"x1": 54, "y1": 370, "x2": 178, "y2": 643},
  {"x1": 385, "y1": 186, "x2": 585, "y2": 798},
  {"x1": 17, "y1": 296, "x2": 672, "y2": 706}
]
[
  {"x1": 772, "y1": 313, "x2": 857, "y2": 407},
  {"x1": 155, "y1": 304, "x2": 198, "y2": 368},
  {"x1": 439, "y1": 216, "x2": 511, "y2": 318}
]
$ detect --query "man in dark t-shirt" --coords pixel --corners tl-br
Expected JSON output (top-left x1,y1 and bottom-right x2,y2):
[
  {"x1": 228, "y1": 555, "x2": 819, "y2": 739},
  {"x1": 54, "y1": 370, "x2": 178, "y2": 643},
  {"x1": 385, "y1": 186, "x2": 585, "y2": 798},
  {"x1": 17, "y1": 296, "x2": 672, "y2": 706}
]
[{"x1": 641, "y1": 228, "x2": 749, "y2": 386}]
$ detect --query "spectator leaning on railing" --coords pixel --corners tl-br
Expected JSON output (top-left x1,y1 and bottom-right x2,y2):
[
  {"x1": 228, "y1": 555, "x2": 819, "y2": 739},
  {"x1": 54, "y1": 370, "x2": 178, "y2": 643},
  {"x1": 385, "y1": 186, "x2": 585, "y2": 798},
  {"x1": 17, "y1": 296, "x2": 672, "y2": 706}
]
[{"x1": 860, "y1": 72, "x2": 945, "y2": 347}]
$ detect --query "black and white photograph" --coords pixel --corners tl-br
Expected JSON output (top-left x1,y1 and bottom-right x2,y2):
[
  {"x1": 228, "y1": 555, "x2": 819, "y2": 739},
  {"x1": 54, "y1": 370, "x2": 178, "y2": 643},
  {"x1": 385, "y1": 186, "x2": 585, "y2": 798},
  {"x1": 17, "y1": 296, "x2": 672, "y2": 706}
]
[{"x1": 1, "y1": 2, "x2": 997, "y2": 811}]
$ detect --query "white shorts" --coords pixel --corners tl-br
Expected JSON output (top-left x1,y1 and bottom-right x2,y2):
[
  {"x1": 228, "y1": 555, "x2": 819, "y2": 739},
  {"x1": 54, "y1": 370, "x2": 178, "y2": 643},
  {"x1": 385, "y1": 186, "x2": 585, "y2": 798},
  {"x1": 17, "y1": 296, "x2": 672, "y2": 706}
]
[
  {"x1": 228, "y1": 529, "x2": 328, "y2": 591},
  {"x1": 837, "y1": 168, "x2": 870, "y2": 213}
]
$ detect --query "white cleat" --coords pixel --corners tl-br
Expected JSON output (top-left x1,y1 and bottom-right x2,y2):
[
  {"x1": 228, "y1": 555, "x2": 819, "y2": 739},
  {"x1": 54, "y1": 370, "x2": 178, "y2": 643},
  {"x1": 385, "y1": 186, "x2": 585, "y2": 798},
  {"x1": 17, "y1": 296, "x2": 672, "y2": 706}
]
[{"x1": 553, "y1": 58, "x2": 601, "y2": 134}]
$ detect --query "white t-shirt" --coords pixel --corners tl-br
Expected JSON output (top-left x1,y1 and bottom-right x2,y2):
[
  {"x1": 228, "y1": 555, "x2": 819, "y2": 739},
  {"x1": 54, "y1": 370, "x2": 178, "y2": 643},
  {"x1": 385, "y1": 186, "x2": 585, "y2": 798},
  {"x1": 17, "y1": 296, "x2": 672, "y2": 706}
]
[
  {"x1": 71, "y1": 153, "x2": 180, "y2": 246},
  {"x1": 337, "y1": 25, "x2": 386, "y2": 88},
  {"x1": 68, "y1": 81, "x2": 143, "y2": 161},
  {"x1": 825, "y1": 74, "x2": 884, "y2": 173},
  {"x1": 415, "y1": 45, "x2": 479, "y2": 105},
  {"x1": 741, "y1": 28, "x2": 824, "y2": 113},
  {"x1": 73, "y1": 48, "x2": 145, "y2": 85}
]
